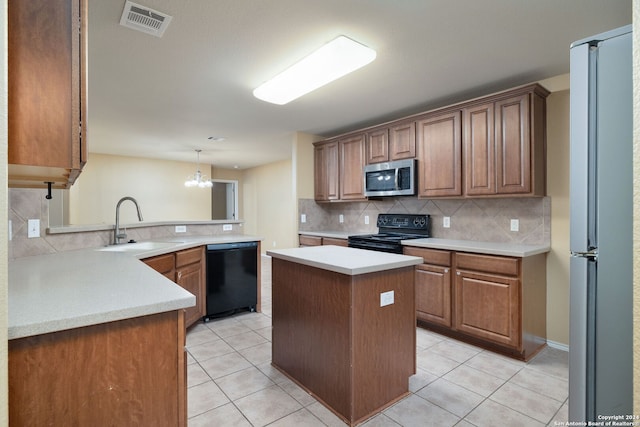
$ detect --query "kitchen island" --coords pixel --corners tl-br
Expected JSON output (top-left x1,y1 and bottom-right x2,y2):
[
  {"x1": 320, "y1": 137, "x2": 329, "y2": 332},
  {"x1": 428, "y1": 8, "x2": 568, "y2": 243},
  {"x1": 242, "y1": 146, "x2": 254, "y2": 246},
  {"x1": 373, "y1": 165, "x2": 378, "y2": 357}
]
[{"x1": 267, "y1": 245, "x2": 423, "y2": 426}]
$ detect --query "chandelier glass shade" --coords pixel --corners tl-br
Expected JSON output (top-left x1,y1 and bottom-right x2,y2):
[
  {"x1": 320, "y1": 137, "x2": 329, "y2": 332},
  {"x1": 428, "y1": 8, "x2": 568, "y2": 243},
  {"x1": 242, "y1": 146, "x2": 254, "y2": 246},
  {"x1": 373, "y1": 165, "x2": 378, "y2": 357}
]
[{"x1": 185, "y1": 150, "x2": 213, "y2": 188}]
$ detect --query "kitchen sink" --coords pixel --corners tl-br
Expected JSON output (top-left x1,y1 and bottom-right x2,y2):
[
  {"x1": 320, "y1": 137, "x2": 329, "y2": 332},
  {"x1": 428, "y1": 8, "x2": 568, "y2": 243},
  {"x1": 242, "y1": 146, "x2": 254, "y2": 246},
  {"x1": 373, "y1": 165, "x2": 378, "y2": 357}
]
[{"x1": 98, "y1": 241, "x2": 178, "y2": 252}]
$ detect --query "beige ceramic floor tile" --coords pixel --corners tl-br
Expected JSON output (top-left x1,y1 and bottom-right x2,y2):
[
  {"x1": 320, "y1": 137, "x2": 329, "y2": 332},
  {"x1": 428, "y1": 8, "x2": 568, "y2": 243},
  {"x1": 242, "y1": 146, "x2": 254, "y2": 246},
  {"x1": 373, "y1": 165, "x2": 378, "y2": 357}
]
[
  {"x1": 238, "y1": 341, "x2": 272, "y2": 365},
  {"x1": 408, "y1": 368, "x2": 439, "y2": 393},
  {"x1": 187, "y1": 338, "x2": 235, "y2": 362},
  {"x1": 267, "y1": 408, "x2": 326, "y2": 427},
  {"x1": 199, "y1": 351, "x2": 252, "y2": 380},
  {"x1": 383, "y1": 394, "x2": 460, "y2": 427},
  {"x1": 443, "y1": 364, "x2": 505, "y2": 397},
  {"x1": 278, "y1": 378, "x2": 316, "y2": 406},
  {"x1": 187, "y1": 380, "x2": 230, "y2": 419},
  {"x1": 360, "y1": 413, "x2": 402, "y2": 426},
  {"x1": 416, "y1": 328, "x2": 446, "y2": 350},
  {"x1": 233, "y1": 384, "x2": 302, "y2": 427},
  {"x1": 428, "y1": 339, "x2": 482, "y2": 363},
  {"x1": 490, "y1": 382, "x2": 564, "y2": 424},
  {"x1": 509, "y1": 366, "x2": 568, "y2": 402},
  {"x1": 305, "y1": 401, "x2": 350, "y2": 427},
  {"x1": 187, "y1": 363, "x2": 210, "y2": 388},
  {"x1": 417, "y1": 378, "x2": 484, "y2": 417},
  {"x1": 526, "y1": 346, "x2": 569, "y2": 380},
  {"x1": 185, "y1": 326, "x2": 220, "y2": 347},
  {"x1": 416, "y1": 348, "x2": 461, "y2": 376},
  {"x1": 214, "y1": 366, "x2": 275, "y2": 401},
  {"x1": 207, "y1": 320, "x2": 253, "y2": 338},
  {"x1": 466, "y1": 398, "x2": 545, "y2": 427},
  {"x1": 187, "y1": 402, "x2": 252, "y2": 427},
  {"x1": 224, "y1": 330, "x2": 269, "y2": 351},
  {"x1": 464, "y1": 350, "x2": 525, "y2": 380}
]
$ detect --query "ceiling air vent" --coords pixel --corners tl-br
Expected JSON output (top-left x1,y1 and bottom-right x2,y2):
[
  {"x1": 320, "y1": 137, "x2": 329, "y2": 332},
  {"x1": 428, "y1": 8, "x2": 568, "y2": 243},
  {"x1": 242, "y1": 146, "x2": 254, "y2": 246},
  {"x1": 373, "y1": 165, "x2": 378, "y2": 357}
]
[{"x1": 119, "y1": 1, "x2": 172, "y2": 38}]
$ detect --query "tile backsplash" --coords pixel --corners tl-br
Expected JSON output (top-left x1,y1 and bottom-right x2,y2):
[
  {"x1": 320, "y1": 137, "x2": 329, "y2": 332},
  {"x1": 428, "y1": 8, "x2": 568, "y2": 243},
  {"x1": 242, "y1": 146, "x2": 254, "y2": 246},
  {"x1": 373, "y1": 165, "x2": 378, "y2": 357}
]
[
  {"x1": 298, "y1": 196, "x2": 550, "y2": 245},
  {"x1": 8, "y1": 188, "x2": 242, "y2": 259}
]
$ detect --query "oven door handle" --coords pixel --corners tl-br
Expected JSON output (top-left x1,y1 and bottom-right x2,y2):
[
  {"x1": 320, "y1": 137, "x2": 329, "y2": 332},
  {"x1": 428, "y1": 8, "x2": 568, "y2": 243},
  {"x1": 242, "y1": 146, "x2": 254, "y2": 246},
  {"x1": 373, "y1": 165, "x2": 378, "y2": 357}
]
[{"x1": 394, "y1": 168, "x2": 399, "y2": 190}]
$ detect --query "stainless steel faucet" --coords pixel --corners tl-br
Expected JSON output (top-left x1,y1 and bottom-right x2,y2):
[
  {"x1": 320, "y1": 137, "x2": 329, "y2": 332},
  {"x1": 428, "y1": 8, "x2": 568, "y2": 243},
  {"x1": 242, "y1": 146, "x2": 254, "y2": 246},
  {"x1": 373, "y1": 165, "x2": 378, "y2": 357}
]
[{"x1": 114, "y1": 196, "x2": 144, "y2": 245}]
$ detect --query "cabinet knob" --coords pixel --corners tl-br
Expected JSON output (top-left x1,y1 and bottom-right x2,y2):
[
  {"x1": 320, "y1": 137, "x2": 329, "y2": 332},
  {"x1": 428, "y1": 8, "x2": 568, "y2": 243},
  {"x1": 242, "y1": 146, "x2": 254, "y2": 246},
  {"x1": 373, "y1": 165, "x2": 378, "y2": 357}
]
[
  {"x1": 444, "y1": 268, "x2": 449, "y2": 273},
  {"x1": 456, "y1": 271, "x2": 461, "y2": 275},
  {"x1": 178, "y1": 271, "x2": 182, "y2": 279}
]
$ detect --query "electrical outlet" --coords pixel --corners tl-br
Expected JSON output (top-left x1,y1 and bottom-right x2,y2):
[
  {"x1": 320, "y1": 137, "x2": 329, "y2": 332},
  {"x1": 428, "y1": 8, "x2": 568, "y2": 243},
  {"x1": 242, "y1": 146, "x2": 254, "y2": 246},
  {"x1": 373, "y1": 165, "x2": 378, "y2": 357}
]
[
  {"x1": 175, "y1": 225, "x2": 187, "y2": 233},
  {"x1": 510, "y1": 219, "x2": 519, "y2": 232},
  {"x1": 364, "y1": 215, "x2": 369, "y2": 225},
  {"x1": 443, "y1": 216, "x2": 451, "y2": 228},
  {"x1": 28, "y1": 219, "x2": 40, "y2": 238},
  {"x1": 380, "y1": 291, "x2": 394, "y2": 307},
  {"x1": 300, "y1": 214, "x2": 307, "y2": 223},
  {"x1": 223, "y1": 224, "x2": 233, "y2": 231},
  {"x1": 339, "y1": 214, "x2": 344, "y2": 223}
]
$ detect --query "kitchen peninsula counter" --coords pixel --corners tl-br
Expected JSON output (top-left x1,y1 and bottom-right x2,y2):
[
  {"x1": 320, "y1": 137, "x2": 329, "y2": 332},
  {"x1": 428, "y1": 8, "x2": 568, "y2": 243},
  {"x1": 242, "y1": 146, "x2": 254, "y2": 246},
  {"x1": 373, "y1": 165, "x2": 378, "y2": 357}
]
[
  {"x1": 401, "y1": 238, "x2": 550, "y2": 257},
  {"x1": 8, "y1": 234, "x2": 261, "y2": 339},
  {"x1": 267, "y1": 246, "x2": 422, "y2": 426}
]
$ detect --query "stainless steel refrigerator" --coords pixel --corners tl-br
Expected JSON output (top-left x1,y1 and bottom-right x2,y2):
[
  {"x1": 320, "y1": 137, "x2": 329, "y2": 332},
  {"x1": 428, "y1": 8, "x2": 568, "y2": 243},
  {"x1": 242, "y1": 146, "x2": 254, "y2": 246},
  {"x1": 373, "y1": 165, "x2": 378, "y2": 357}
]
[{"x1": 569, "y1": 25, "x2": 632, "y2": 422}]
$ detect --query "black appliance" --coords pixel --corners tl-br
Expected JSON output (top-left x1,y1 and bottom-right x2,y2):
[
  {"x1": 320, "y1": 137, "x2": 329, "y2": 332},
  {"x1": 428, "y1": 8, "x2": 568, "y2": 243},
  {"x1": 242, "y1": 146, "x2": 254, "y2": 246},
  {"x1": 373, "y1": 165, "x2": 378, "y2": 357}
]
[
  {"x1": 205, "y1": 241, "x2": 258, "y2": 320},
  {"x1": 348, "y1": 214, "x2": 430, "y2": 253}
]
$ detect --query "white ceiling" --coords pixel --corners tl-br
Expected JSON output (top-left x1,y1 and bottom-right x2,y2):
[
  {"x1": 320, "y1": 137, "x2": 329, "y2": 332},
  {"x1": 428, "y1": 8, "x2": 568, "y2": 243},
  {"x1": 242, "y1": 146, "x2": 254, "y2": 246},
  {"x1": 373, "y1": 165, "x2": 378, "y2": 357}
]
[{"x1": 88, "y1": 0, "x2": 631, "y2": 169}]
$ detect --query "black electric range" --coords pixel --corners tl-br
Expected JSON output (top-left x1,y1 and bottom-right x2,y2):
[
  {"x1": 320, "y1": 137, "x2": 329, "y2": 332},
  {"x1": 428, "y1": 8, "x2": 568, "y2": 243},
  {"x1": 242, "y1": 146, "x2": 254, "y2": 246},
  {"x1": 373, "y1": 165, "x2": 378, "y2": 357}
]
[{"x1": 348, "y1": 213, "x2": 430, "y2": 253}]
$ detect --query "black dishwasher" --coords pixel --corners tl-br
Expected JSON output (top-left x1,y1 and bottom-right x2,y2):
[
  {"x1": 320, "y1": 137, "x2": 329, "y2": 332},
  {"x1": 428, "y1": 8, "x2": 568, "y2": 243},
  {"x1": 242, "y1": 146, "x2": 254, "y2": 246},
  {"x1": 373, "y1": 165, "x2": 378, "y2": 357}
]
[{"x1": 205, "y1": 241, "x2": 258, "y2": 320}]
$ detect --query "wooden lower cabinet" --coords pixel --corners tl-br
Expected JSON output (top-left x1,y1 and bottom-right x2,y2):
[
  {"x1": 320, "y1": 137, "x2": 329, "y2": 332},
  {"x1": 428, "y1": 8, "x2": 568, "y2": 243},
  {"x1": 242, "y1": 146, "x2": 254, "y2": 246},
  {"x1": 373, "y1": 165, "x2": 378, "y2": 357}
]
[
  {"x1": 299, "y1": 234, "x2": 348, "y2": 247},
  {"x1": 405, "y1": 247, "x2": 546, "y2": 360},
  {"x1": 144, "y1": 247, "x2": 205, "y2": 328},
  {"x1": 9, "y1": 310, "x2": 187, "y2": 426}
]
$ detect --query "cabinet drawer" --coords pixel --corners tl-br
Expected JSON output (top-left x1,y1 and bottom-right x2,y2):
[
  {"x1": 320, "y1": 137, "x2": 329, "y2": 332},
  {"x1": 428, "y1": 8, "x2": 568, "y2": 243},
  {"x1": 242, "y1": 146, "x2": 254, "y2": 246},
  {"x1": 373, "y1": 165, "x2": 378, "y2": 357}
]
[
  {"x1": 144, "y1": 253, "x2": 175, "y2": 275},
  {"x1": 299, "y1": 235, "x2": 322, "y2": 247},
  {"x1": 322, "y1": 237, "x2": 348, "y2": 247},
  {"x1": 175, "y1": 247, "x2": 202, "y2": 268},
  {"x1": 403, "y1": 247, "x2": 451, "y2": 266},
  {"x1": 455, "y1": 252, "x2": 518, "y2": 276}
]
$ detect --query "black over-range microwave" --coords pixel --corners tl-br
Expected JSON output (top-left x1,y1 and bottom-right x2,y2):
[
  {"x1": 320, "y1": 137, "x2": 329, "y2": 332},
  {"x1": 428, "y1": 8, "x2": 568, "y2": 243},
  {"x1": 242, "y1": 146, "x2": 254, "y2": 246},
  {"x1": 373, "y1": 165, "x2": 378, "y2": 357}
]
[{"x1": 363, "y1": 158, "x2": 416, "y2": 197}]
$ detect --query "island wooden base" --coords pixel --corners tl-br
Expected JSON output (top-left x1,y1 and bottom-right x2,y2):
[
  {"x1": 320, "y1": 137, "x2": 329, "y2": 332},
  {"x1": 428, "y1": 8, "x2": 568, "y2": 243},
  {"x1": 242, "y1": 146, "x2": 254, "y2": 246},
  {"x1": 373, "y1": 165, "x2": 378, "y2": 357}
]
[
  {"x1": 271, "y1": 258, "x2": 416, "y2": 426},
  {"x1": 9, "y1": 311, "x2": 186, "y2": 426}
]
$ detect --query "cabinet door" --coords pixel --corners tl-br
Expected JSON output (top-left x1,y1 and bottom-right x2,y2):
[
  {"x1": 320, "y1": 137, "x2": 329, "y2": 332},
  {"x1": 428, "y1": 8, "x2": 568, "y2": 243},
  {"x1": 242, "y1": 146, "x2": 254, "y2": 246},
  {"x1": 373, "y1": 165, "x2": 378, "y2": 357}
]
[
  {"x1": 415, "y1": 264, "x2": 452, "y2": 327},
  {"x1": 390, "y1": 122, "x2": 416, "y2": 160},
  {"x1": 144, "y1": 253, "x2": 176, "y2": 281},
  {"x1": 366, "y1": 128, "x2": 389, "y2": 164},
  {"x1": 339, "y1": 134, "x2": 367, "y2": 200},
  {"x1": 177, "y1": 261, "x2": 204, "y2": 327},
  {"x1": 299, "y1": 235, "x2": 322, "y2": 247},
  {"x1": 322, "y1": 237, "x2": 348, "y2": 247},
  {"x1": 463, "y1": 103, "x2": 495, "y2": 195},
  {"x1": 314, "y1": 141, "x2": 339, "y2": 201},
  {"x1": 416, "y1": 111, "x2": 462, "y2": 197},
  {"x1": 8, "y1": 0, "x2": 87, "y2": 188},
  {"x1": 454, "y1": 269, "x2": 520, "y2": 348},
  {"x1": 495, "y1": 93, "x2": 531, "y2": 194}
]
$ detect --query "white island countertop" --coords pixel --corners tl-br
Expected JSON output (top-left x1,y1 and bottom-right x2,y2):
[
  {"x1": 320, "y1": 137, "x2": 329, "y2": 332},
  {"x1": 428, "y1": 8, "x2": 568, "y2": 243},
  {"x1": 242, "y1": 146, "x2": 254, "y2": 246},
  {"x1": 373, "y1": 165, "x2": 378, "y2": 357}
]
[
  {"x1": 9, "y1": 234, "x2": 262, "y2": 340},
  {"x1": 402, "y1": 238, "x2": 550, "y2": 257},
  {"x1": 267, "y1": 245, "x2": 423, "y2": 276}
]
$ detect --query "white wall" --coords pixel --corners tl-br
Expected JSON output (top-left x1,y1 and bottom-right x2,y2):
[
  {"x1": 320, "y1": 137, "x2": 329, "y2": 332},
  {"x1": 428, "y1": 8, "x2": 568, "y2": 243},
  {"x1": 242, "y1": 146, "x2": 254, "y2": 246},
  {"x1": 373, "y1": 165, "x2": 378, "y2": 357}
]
[{"x1": 70, "y1": 153, "x2": 212, "y2": 224}]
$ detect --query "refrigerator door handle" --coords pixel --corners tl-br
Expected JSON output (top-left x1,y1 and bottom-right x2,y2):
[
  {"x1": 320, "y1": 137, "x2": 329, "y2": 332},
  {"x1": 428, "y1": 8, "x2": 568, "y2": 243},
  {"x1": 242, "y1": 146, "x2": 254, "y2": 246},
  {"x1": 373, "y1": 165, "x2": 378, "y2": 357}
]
[{"x1": 570, "y1": 249, "x2": 598, "y2": 260}]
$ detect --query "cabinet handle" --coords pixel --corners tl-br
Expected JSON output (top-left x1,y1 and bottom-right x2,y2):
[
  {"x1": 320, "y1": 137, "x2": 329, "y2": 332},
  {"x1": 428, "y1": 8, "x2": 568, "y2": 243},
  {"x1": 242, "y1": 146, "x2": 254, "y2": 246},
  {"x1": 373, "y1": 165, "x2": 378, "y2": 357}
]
[
  {"x1": 178, "y1": 271, "x2": 182, "y2": 279},
  {"x1": 444, "y1": 268, "x2": 449, "y2": 273},
  {"x1": 456, "y1": 271, "x2": 461, "y2": 275}
]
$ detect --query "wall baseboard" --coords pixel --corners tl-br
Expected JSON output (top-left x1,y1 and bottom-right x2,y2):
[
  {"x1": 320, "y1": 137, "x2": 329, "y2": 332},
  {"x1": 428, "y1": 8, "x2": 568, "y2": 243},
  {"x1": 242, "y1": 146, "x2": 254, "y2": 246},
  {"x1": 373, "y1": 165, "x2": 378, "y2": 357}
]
[{"x1": 546, "y1": 339, "x2": 569, "y2": 352}]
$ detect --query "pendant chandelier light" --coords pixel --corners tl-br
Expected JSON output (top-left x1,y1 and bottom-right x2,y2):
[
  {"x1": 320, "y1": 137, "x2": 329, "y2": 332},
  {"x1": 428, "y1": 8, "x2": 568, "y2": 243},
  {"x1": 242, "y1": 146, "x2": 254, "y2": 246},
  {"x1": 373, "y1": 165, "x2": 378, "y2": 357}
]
[{"x1": 185, "y1": 149, "x2": 212, "y2": 188}]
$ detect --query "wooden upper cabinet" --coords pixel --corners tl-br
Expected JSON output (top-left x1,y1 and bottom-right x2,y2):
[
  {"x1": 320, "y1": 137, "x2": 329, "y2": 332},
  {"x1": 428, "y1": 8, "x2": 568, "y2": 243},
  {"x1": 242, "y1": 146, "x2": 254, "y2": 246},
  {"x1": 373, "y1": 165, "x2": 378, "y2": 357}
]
[
  {"x1": 8, "y1": 0, "x2": 88, "y2": 189},
  {"x1": 366, "y1": 128, "x2": 389, "y2": 164},
  {"x1": 339, "y1": 134, "x2": 367, "y2": 200},
  {"x1": 389, "y1": 121, "x2": 416, "y2": 160},
  {"x1": 314, "y1": 141, "x2": 339, "y2": 201},
  {"x1": 416, "y1": 111, "x2": 462, "y2": 197},
  {"x1": 495, "y1": 93, "x2": 531, "y2": 194},
  {"x1": 463, "y1": 103, "x2": 495, "y2": 196}
]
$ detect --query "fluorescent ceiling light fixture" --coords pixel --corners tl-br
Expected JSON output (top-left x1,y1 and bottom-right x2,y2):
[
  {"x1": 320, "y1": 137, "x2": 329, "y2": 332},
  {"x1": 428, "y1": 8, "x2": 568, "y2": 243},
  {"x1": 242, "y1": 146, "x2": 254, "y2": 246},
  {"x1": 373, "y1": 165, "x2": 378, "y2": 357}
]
[{"x1": 253, "y1": 35, "x2": 376, "y2": 105}]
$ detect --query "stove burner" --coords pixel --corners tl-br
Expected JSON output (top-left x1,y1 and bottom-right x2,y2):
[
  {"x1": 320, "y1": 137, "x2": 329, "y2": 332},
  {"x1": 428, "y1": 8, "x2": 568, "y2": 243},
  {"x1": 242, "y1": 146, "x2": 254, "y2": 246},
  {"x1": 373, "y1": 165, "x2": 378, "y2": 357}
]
[{"x1": 348, "y1": 214, "x2": 430, "y2": 253}]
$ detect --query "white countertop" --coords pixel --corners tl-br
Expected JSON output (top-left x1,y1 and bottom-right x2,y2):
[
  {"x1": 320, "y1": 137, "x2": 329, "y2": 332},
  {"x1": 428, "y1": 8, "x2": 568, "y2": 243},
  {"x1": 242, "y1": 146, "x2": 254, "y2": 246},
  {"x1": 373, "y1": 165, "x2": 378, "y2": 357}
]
[
  {"x1": 267, "y1": 245, "x2": 423, "y2": 275},
  {"x1": 402, "y1": 238, "x2": 550, "y2": 257},
  {"x1": 9, "y1": 234, "x2": 262, "y2": 340}
]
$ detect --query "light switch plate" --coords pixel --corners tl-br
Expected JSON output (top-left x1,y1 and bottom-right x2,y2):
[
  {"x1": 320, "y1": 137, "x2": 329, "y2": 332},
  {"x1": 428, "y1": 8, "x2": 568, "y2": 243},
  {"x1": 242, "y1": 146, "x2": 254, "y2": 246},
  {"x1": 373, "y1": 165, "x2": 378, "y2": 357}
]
[
  {"x1": 510, "y1": 219, "x2": 519, "y2": 232},
  {"x1": 28, "y1": 219, "x2": 40, "y2": 238},
  {"x1": 443, "y1": 216, "x2": 451, "y2": 228},
  {"x1": 300, "y1": 214, "x2": 306, "y2": 223},
  {"x1": 364, "y1": 215, "x2": 369, "y2": 225},
  {"x1": 339, "y1": 214, "x2": 344, "y2": 223},
  {"x1": 175, "y1": 225, "x2": 187, "y2": 233},
  {"x1": 223, "y1": 224, "x2": 233, "y2": 231},
  {"x1": 380, "y1": 290, "x2": 394, "y2": 307}
]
